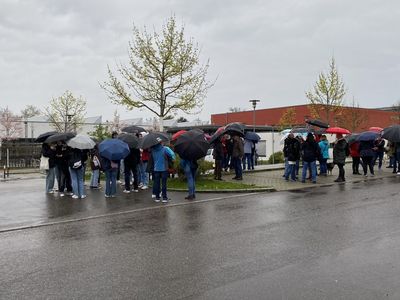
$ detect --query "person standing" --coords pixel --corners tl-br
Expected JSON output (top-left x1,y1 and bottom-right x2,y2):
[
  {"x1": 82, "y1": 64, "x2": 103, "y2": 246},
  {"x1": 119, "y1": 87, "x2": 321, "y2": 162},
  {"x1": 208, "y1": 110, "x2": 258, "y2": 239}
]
[
  {"x1": 54, "y1": 142, "x2": 73, "y2": 196},
  {"x1": 243, "y1": 138, "x2": 253, "y2": 170},
  {"x1": 301, "y1": 133, "x2": 319, "y2": 183},
  {"x1": 333, "y1": 133, "x2": 349, "y2": 182},
  {"x1": 151, "y1": 142, "x2": 175, "y2": 203},
  {"x1": 284, "y1": 133, "x2": 300, "y2": 182},
  {"x1": 68, "y1": 148, "x2": 87, "y2": 199},
  {"x1": 139, "y1": 148, "x2": 150, "y2": 189},
  {"x1": 42, "y1": 143, "x2": 56, "y2": 194},
  {"x1": 89, "y1": 145, "x2": 101, "y2": 189},
  {"x1": 231, "y1": 135, "x2": 244, "y2": 180},
  {"x1": 123, "y1": 147, "x2": 140, "y2": 193},
  {"x1": 359, "y1": 140, "x2": 375, "y2": 177},
  {"x1": 318, "y1": 135, "x2": 329, "y2": 176},
  {"x1": 350, "y1": 141, "x2": 361, "y2": 175},
  {"x1": 373, "y1": 136, "x2": 385, "y2": 171},
  {"x1": 180, "y1": 158, "x2": 198, "y2": 200},
  {"x1": 213, "y1": 136, "x2": 224, "y2": 180}
]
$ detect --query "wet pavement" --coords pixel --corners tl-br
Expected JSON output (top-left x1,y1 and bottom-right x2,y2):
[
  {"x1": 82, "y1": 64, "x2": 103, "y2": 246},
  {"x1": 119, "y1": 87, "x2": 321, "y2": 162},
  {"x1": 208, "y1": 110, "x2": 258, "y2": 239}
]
[{"x1": 1, "y1": 176, "x2": 400, "y2": 298}]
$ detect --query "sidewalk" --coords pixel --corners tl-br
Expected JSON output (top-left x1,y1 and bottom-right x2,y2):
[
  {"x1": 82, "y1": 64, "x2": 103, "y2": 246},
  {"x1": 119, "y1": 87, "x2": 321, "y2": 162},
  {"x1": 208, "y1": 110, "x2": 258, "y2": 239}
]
[{"x1": 224, "y1": 162, "x2": 398, "y2": 191}]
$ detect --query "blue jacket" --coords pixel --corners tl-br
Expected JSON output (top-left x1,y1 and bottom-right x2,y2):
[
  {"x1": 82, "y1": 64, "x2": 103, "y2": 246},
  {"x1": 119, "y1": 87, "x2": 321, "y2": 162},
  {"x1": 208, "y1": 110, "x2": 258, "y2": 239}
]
[
  {"x1": 318, "y1": 140, "x2": 330, "y2": 159},
  {"x1": 151, "y1": 144, "x2": 175, "y2": 172}
]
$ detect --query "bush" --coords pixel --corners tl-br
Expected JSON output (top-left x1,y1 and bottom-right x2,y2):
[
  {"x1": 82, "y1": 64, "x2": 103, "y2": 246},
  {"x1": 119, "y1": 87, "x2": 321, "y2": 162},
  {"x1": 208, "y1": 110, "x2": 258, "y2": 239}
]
[
  {"x1": 173, "y1": 156, "x2": 214, "y2": 179},
  {"x1": 268, "y1": 151, "x2": 284, "y2": 164}
]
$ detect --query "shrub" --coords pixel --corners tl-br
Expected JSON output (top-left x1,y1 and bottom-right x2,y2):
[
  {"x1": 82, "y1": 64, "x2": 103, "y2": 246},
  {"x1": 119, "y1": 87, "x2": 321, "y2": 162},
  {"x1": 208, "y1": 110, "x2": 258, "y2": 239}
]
[
  {"x1": 173, "y1": 156, "x2": 214, "y2": 179},
  {"x1": 268, "y1": 151, "x2": 284, "y2": 164}
]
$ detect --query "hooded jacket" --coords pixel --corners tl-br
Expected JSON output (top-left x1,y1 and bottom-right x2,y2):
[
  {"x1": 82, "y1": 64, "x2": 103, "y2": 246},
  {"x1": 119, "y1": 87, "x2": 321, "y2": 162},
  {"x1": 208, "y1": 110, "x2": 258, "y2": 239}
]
[
  {"x1": 151, "y1": 144, "x2": 175, "y2": 172},
  {"x1": 333, "y1": 138, "x2": 348, "y2": 164}
]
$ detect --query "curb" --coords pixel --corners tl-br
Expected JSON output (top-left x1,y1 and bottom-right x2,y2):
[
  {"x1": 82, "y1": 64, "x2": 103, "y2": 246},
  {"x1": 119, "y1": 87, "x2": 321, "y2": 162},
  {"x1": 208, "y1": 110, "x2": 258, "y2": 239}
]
[{"x1": 168, "y1": 187, "x2": 276, "y2": 193}]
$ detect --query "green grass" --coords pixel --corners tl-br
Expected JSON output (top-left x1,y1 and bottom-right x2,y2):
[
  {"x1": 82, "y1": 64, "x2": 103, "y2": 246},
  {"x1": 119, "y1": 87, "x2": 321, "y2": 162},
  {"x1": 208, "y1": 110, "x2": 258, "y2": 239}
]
[{"x1": 166, "y1": 176, "x2": 261, "y2": 191}]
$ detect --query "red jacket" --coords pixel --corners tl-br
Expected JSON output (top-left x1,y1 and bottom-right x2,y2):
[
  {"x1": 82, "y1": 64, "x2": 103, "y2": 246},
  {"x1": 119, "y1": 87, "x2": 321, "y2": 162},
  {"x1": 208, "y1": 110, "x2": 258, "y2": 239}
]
[
  {"x1": 141, "y1": 149, "x2": 150, "y2": 162},
  {"x1": 350, "y1": 142, "x2": 360, "y2": 158}
]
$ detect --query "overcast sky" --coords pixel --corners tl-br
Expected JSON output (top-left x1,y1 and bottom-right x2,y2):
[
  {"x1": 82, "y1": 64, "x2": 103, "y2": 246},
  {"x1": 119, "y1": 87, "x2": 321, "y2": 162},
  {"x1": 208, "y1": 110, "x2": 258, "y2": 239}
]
[{"x1": 1, "y1": 0, "x2": 400, "y2": 122}]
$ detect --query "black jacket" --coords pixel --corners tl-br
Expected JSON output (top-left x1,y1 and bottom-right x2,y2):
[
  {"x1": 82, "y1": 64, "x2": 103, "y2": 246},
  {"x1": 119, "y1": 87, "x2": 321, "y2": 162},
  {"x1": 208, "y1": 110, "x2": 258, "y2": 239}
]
[
  {"x1": 284, "y1": 137, "x2": 300, "y2": 162},
  {"x1": 41, "y1": 144, "x2": 56, "y2": 168},
  {"x1": 213, "y1": 140, "x2": 224, "y2": 160},
  {"x1": 301, "y1": 139, "x2": 320, "y2": 162}
]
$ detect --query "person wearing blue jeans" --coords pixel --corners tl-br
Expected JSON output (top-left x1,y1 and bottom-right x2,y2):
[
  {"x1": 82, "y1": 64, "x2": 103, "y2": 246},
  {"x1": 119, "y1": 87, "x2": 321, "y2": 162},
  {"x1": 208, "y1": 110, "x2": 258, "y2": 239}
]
[
  {"x1": 151, "y1": 143, "x2": 175, "y2": 203},
  {"x1": 243, "y1": 139, "x2": 253, "y2": 170},
  {"x1": 181, "y1": 159, "x2": 198, "y2": 200},
  {"x1": 301, "y1": 133, "x2": 319, "y2": 183},
  {"x1": 105, "y1": 169, "x2": 117, "y2": 197},
  {"x1": 153, "y1": 171, "x2": 168, "y2": 200},
  {"x1": 69, "y1": 167, "x2": 85, "y2": 198},
  {"x1": 302, "y1": 160, "x2": 317, "y2": 183}
]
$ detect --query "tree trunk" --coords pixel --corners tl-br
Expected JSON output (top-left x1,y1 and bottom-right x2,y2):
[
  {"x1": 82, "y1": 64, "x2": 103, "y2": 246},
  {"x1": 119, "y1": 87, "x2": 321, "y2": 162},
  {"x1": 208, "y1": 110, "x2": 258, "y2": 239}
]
[{"x1": 159, "y1": 116, "x2": 164, "y2": 132}]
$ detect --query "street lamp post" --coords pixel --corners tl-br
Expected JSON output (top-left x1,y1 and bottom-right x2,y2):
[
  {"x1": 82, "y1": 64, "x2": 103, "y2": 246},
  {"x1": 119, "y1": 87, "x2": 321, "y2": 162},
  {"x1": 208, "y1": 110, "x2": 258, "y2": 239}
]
[
  {"x1": 249, "y1": 99, "x2": 260, "y2": 132},
  {"x1": 66, "y1": 114, "x2": 74, "y2": 133}
]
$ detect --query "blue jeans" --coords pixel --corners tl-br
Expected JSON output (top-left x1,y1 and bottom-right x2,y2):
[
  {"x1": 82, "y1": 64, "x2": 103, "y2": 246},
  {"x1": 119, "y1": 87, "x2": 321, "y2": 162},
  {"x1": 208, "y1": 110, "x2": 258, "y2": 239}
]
[
  {"x1": 153, "y1": 171, "x2": 168, "y2": 199},
  {"x1": 232, "y1": 157, "x2": 243, "y2": 178},
  {"x1": 184, "y1": 163, "x2": 197, "y2": 196},
  {"x1": 69, "y1": 167, "x2": 85, "y2": 197},
  {"x1": 285, "y1": 162, "x2": 296, "y2": 181},
  {"x1": 244, "y1": 153, "x2": 253, "y2": 170},
  {"x1": 105, "y1": 169, "x2": 117, "y2": 196},
  {"x1": 302, "y1": 161, "x2": 317, "y2": 182},
  {"x1": 90, "y1": 169, "x2": 100, "y2": 187},
  {"x1": 139, "y1": 161, "x2": 149, "y2": 186},
  {"x1": 46, "y1": 167, "x2": 56, "y2": 193},
  {"x1": 319, "y1": 158, "x2": 328, "y2": 174}
]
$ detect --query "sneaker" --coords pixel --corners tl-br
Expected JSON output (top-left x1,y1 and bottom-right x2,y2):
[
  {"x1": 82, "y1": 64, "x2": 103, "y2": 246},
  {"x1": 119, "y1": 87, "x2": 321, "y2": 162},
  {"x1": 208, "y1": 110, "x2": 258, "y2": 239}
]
[
  {"x1": 397, "y1": 172, "x2": 400, "y2": 175},
  {"x1": 47, "y1": 190, "x2": 54, "y2": 194},
  {"x1": 138, "y1": 183, "x2": 143, "y2": 188},
  {"x1": 59, "y1": 193, "x2": 65, "y2": 197},
  {"x1": 364, "y1": 174, "x2": 368, "y2": 177},
  {"x1": 133, "y1": 189, "x2": 139, "y2": 193},
  {"x1": 80, "y1": 195, "x2": 87, "y2": 199},
  {"x1": 105, "y1": 194, "x2": 111, "y2": 198},
  {"x1": 141, "y1": 185, "x2": 148, "y2": 190},
  {"x1": 110, "y1": 195, "x2": 116, "y2": 198},
  {"x1": 185, "y1": 195, "x2": 194, "y2": 200},
  {"x1": 151, "y1": 194, "x2": 157, "y2": 199},
  {"x1": 72, "y1": 195, "x2": 79, "y2": 199},
  {"x1": 370, "y1": 174, "x2": 375, "y2": 177},
  {"x1": 66, "y1": 192, "x2": 74, "y2": 196},
  {"x1": 162, "y1": 198, "x2": 169, "y2": 203},
  {"x1": 154, "y1": 198, "x2": 161, "y2": 203},
  {"x1": 123, "y1": 190, "x2": 131, "y2": 194}
]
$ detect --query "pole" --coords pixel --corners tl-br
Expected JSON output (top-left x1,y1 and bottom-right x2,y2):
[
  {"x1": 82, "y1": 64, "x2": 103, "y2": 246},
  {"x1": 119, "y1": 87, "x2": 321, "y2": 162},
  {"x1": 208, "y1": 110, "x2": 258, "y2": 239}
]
[
  {"x1": 272, "y1": 127, "x2": 275, "y2": 164},
  {"x1": 253, "y1": 108, "x2": 256, "y2": 132}
]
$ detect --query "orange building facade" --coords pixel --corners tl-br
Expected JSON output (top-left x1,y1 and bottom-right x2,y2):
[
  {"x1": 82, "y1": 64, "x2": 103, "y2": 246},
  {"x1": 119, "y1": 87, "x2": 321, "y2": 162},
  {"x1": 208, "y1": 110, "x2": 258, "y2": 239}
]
[{"x1": 211, "y1": 104, "x2": 399, "y2": 132}]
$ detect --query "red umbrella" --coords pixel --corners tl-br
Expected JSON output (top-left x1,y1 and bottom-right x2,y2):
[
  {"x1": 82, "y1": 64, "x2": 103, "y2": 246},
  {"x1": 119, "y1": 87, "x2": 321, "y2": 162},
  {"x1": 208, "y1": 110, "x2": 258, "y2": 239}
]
[
  {"x1": 325, "y1": 127, "x2": 351, "y2": 134},
  {"x1": 369, "y1": 127, "x2": 383, "y2": 133},
  {"x1": 171, "y1": 130, "x2": 187, "y2": 141}
]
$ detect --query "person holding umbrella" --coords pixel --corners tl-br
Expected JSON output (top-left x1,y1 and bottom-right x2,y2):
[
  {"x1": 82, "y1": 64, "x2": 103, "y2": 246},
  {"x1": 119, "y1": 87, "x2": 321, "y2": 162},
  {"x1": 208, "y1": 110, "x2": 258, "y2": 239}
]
[
  {"x1": 213, "y1": 136, "x2": 224, "y2": 180},
  {"x1": 231, "y1": 134, "x2": 244, "y2": 180},
  {"x1": 41, "y1": 142, "x2": 56, "y2": 194},
  {"x1": 300, "y1": 133, "x2": 319, "y2": 184},
  {"x1": 54, "y1": 141, "x2": 73, "y2": 197},
  {"x1": 67, "y1": 148, "x2": 88, "y2": 199},
  {"x1": 318, "y1": 135, "x2": 329, "y2": 176},
  {"x1": 333, "y1": 133, "x2": 349, "y2": 182},
  {"x1": 123, "y1": 146, "x2": 140, "y2": 194},
  {"x1": 359, "y1": 139, "x2": 376, "y2": 177},
  {"x1": 372, "y1": 136, "x2": 385, "y2": 171}
]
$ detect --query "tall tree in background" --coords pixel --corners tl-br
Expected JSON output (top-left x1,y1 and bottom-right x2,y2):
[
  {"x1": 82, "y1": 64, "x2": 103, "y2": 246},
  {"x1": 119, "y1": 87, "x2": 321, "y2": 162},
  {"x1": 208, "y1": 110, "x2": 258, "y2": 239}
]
[
  {"x1": 278, "y1": 108, "x2": 297, "y2": 130},
  {"x1": 101, "y1": 16, "x2": 214, "y2": 131},
  {"x1": 0, "y1": 107, "x2": 22, "y2": 141},
  {"x1": 21, "y1": 105, "x2": 41, "y2": 119},
  {"x1": 306, "y1": 57, "x2": 346, "y2": 125},
  {"x1": 44, "y1": 90, "x2": 87, "y2": 132},
  {"x1": 337, "y1": 99, "x2": 369, "y2": 132}
]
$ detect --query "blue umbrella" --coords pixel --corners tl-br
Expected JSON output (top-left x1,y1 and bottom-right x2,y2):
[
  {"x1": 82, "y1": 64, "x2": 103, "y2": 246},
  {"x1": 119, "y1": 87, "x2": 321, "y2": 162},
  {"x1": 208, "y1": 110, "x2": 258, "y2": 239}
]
[
  {"x1": 99, "y1": 138, "x2": 130, "y2": 161},
  {"x1": 245, "y1": 131, "x2": 261, "y2": 142},
  {"x1": 357, "y1": 131, "x2": 380, "y2": 142}
]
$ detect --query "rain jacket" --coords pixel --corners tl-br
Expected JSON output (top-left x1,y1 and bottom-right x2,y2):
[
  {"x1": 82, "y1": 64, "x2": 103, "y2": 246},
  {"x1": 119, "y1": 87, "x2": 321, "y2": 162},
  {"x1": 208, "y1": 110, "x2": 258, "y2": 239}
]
[
  {"x1": 284, "y1": 137, "x2": 300, "y2": 162},
  {"x1": 359, "y1": 140, "x2": 375, "y2": 157},
  {"x1": 244, "y1": 139, "x2": 253, "y2": 154},
  {"x1": 151, "y1": 144, "x2": 176, "y2": 172},
  {"x1": 318, "y1": 140, "x2": 330, "y2": 159},
  {"x1": 232, "y1": 136, "x2": 244, "y2": 158},
  {"x1": 301, "y1": 137, "x2": 320, "y2": 162},
  {"x1": 333, "y1": 138, "x2": 349, "y2": 164},
  {"x1": 350, "y1": 142, "x2": 360, "y2": 158}
]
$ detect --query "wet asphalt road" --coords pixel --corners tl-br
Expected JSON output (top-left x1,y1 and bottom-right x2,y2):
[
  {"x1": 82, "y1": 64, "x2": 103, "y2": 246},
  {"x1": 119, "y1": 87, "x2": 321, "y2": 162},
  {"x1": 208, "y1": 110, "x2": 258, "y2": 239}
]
[{"x1": 1, "y1": 177, "x2": 400, "y2": 299}]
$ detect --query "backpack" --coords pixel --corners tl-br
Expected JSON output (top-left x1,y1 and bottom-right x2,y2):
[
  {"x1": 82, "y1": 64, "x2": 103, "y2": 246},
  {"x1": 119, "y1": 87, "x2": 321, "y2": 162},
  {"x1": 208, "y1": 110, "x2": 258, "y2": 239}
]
[{"x1": 69, "y1": 151, "x2": 82, "y2": 169}]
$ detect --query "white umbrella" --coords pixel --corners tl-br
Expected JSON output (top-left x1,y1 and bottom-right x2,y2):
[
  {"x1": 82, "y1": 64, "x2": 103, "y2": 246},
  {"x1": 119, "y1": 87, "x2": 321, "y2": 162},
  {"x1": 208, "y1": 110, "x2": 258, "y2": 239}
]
[{"x1": 67, "y1": 134, "x2": 96, "y2": 150}]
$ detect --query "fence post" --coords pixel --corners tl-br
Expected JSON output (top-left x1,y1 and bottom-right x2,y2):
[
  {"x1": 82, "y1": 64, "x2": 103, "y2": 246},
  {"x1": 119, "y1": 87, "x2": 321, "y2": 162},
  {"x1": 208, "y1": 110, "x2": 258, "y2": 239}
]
[{"x1": 6, "y1": 148, "x2": 9, "y2": 177}]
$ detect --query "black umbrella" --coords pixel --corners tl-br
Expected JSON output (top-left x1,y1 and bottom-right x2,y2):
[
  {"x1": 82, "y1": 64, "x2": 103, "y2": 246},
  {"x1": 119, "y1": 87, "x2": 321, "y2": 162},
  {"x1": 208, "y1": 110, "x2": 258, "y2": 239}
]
[
  {"x1": 209, "y1": 127, "x2": 226, "y2": 144},
  {"x1": 245, "y1": 131, "x2": 261, "y2": 142},
  {"x1": 117, "y1": 133, "x2": 139, "y2": 148},
  {"x1": 139, "y1": 132, "x2": 169, "y2": 149},
  {"x1": 305, "y1": 119, "x2": 329, "y2": 128},
  {"x1": 174, "y1": 130, "x2": 209, "y2": 160},
  {"x1": 35, "y1": 131, "x2": 58, "y2": 143},
  {"x1": 382, "y1": 125, "x2": 400, "y2": 142},
  {"x1": 45, "y1": 132, "x2": 75, "y2": 144},
  {"x1": 225, "y1": 122, "x2": 245, "y2": 136},
  {"x1": 121, "y1": 125, "x2": 147, "y2": 134}
]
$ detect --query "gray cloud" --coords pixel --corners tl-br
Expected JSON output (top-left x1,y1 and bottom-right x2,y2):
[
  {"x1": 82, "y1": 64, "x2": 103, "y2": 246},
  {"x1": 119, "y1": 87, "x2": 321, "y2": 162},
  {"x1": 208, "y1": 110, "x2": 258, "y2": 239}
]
[{"x1": 0, "y1": 0, "x2": 399, "y2": 123}]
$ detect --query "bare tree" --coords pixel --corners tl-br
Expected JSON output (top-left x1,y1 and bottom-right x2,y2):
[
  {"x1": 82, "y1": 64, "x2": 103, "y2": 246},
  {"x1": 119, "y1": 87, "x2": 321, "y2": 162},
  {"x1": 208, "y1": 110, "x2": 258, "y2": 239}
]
[
  {"x1": 44, "y1": 90, "x2": 87, "y2": 132},
  {"x1": 21, "y1": 105, "x2": 41, "y2": 119},
  {"x1": 0, "y1": 107, "x2": 23, "y2": 141},
  {"x1": 101, "y1": 16, "x2": 214, "y2": 131}
]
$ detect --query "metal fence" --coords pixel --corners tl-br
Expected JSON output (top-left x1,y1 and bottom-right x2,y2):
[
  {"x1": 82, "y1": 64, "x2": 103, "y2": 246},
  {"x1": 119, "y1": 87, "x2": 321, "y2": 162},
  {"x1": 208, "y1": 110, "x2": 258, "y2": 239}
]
[{"x1": 0, "y1": 141, "x2": 42, "y2": 169}]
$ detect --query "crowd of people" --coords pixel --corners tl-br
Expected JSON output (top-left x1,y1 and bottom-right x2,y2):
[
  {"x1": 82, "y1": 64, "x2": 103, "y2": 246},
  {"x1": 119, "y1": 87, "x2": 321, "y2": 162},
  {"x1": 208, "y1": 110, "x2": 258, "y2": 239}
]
[
  {"x1": 283, "y1": 132, "x2": 398, "y2": 184},
  {"x1": 42, "y1": 131, "x2": 176, "y2": 203}
]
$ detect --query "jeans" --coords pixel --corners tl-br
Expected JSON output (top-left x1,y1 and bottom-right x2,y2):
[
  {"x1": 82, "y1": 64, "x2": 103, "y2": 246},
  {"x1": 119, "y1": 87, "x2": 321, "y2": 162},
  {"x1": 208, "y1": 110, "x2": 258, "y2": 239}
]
[
  {"x1": 56, "y1": 164, "x2": 72, "y2": 193},
  {"x1": 90, "y1": 169, "x2": 100, "y2": 187},
  {"x1": 139, "y1": 161, "x2": 149, "y2": 186},
  {"x1": 244, "y1": 153, "x2": 253, "y2": 170},
  {"x1": 184, "y1": 163, "x2": 197, "y2": 196},
  {"x1": 153, "y1": 171, "x2": 168, "y2": 199},
  {"x1": 319, "y1": 158, "x2": 328, "y2": 175},
  {"x1": 361, "y1": 156, "x2": 374, "y2": 175},
  {"x1": 285, "y1": 161, "x2": 296, "y2": 181},
  {"x1": 105, "y1": 169, "x2": 117, "y2": 196},
  {"x1": 373, "y1": 151, "x2": 384, "y2": 169},
  {"x1": 69, "y1": 167, "x2": 85, "y2": 197},
  {"x1": 232, "y1": 157, "x2": 243, "y2": 178},
  {"x1": 46, "y1": 167, "x2": 56, "y2": 193},
  {"x1": 302, "y1": 161, "x2": 317, "y2": 182}
]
